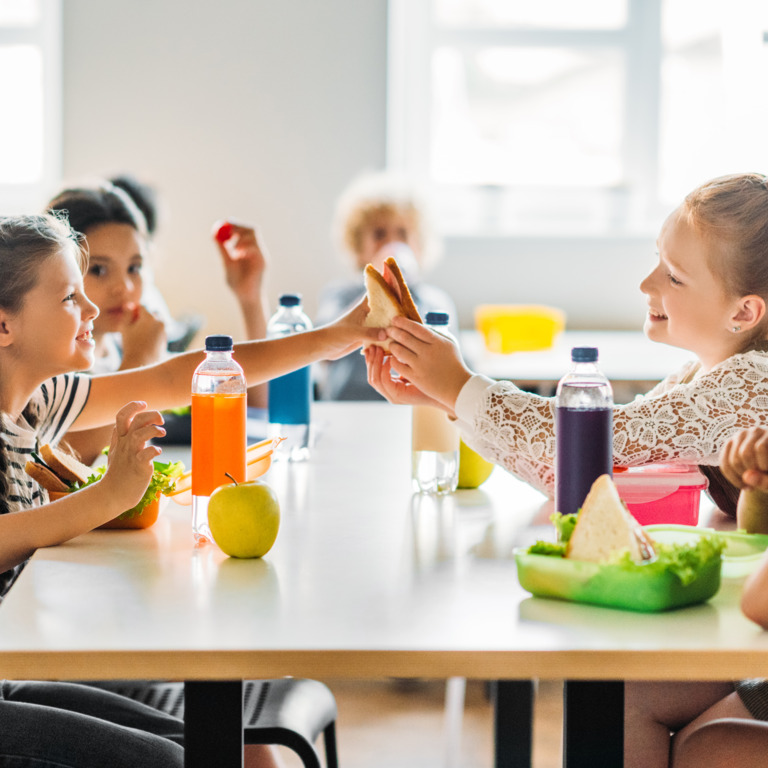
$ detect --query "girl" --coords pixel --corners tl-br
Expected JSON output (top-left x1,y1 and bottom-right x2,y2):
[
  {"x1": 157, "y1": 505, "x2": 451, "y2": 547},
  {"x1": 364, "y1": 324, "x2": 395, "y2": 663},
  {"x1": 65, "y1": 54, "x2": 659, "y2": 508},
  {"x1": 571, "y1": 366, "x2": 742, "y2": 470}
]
[
  {"x1": 0, "y1": 212, "x2": 376, "y2": 767},
  {"x1": 624, "y1": 426, "x2": 768, "y2": 768},
  {"x1": 48, "y1": 182, "x2": 272, "y2": 462},
  {"x1": 316, "y1": 170, "x2": 458, "y2": 400},
  {"x1": 365, "y1": 172, "x2": 768, "y2": 518}
]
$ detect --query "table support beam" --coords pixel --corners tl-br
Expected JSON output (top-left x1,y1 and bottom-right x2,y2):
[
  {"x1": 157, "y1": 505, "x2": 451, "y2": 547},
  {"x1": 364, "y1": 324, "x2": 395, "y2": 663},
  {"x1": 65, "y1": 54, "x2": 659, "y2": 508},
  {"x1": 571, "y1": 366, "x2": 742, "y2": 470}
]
[
  {"x1": 493, "y1": 680, "x2": 534, "y2": 768},
  {"x1": 185, "y1": 680, "x2": 243, "y2": 768}
]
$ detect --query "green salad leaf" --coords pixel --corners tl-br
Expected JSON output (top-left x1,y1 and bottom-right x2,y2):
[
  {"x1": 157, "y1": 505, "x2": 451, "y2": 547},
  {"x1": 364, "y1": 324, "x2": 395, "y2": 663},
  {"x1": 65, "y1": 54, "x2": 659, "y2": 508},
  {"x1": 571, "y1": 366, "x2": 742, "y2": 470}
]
[
  {"x1": 610, "y1": 535, "x2": 726, "y2": 586},
  {"x1": 70, "y1": 459, "x2": 186, "y2": 519}
]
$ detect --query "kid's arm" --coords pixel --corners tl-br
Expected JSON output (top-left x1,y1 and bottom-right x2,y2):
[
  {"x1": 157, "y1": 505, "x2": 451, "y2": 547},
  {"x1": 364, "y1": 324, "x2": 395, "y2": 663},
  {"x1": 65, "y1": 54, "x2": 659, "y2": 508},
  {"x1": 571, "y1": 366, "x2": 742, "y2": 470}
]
[
  {"x1": 0, "y1": 402, "x2": 163, "y2": 574},
  {"x1": 73, "y1": 299, "x2": 382, "y2": 431},
  {"x1": 741, "y1": 550, "x2": 768, "y2": 629},
  {"x1": 212, "y1": 221, "x2": 270, "y2": 408}
]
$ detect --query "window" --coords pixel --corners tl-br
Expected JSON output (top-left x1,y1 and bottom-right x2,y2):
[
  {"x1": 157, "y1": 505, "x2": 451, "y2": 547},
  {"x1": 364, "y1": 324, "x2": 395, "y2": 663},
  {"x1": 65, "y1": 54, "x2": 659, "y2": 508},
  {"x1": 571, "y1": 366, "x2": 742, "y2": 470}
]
[
  {"x1": 388, "y1": 0, "x2": 768, "y2": 236},
  {"x1": 0, "y1": 0, "x2": 61, "y2": 214}
]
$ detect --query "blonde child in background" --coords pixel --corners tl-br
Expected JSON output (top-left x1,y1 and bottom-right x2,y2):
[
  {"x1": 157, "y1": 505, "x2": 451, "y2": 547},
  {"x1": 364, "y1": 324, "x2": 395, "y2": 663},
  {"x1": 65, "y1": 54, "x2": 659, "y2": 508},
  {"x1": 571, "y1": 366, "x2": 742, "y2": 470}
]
[
  {"x1": 623, "y1": 426, "x2": 768, "y2": 768},
  {"x1": 0, "y1": 212, "x2": 376, "y2": 767},
  {"x1": 316, "y1": 170, "x2": 457, "y2": 400},
  {"x1": 47, "y1": 181, "x2": 271, "y2": 462},
  {"x1": 365, "y1": 172, "x2": 768, "y2": 519}
]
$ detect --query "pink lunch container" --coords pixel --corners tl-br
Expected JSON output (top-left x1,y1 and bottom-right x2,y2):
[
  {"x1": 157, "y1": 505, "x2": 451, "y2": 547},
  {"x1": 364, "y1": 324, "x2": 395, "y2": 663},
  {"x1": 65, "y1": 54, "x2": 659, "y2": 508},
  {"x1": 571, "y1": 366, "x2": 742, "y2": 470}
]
[{"x1": 613, "y1": 464, "x2": 709, "y2": 526}]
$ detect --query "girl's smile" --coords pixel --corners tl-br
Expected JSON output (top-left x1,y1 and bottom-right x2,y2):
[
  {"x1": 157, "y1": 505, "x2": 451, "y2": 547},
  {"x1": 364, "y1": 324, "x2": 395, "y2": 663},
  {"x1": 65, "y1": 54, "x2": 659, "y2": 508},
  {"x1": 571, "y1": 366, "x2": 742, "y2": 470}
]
[{"x1": 640, "y1": 208, "x2": 747, "y2": 372}]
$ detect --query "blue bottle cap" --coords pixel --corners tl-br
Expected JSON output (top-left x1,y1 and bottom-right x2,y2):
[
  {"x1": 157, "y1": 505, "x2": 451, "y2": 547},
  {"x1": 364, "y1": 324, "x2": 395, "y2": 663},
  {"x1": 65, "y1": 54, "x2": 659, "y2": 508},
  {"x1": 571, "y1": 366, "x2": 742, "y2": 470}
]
[
  {"x1": 571, "y1": 346, "x2": 598, "y2": 362},
  {"x1": 205, "y1": 334, "x2": 234, "y2": 351},
  {"x1": 425, "y1": 311, "x2": 450, "y2": 326},
  {"x1": 279, "y1": 294, "x2": 302, "y2": 307}
]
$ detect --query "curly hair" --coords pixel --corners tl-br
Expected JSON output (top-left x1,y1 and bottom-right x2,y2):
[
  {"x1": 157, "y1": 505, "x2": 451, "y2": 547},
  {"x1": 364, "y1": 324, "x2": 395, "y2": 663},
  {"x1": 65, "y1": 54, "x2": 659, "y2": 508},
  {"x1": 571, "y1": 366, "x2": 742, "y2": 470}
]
[
  {"x1": 331, "y1": 171, "x2": 443, "y2": 272},
  {"x1": 0, "y1": 213, "x2": 85, "y2": 515}
]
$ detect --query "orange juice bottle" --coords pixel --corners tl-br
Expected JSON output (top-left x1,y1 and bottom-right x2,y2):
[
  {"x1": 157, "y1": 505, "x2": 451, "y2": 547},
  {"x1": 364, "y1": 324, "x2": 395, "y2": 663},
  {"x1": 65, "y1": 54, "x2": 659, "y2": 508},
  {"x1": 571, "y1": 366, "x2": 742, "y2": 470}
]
[{"x1": 191, "y1": 335, "x2": 246, "y2": 544}]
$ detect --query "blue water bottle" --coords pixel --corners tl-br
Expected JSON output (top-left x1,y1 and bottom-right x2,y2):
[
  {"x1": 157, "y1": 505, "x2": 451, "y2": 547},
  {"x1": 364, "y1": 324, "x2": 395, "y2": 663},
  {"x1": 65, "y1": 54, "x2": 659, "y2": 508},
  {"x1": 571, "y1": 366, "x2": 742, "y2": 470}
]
[{"x1": 267, "y1": 294, "x2": 313, "y2": 461}]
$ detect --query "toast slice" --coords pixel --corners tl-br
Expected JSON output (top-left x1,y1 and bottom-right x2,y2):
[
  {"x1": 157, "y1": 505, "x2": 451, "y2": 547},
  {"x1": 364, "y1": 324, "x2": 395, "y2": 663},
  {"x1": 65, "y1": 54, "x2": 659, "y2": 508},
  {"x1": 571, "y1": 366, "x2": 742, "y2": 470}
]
[
  {"x1": 363, "y1": 256, "x2": 422, "y2": 351},
  {"x1": 565, "y1": 474, "x2": 655, "y2": 563},
  {"x1": 40, "y1": 444, "x2": 92, "y2": 485}
]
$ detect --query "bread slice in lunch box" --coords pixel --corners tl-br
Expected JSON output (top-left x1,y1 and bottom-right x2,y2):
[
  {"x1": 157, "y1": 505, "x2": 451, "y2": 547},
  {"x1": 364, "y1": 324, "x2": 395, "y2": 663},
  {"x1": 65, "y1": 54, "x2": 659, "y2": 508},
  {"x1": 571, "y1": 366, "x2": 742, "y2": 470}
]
[{"x1": 565, "y1": 474, "x2": 655, "y2": 563}]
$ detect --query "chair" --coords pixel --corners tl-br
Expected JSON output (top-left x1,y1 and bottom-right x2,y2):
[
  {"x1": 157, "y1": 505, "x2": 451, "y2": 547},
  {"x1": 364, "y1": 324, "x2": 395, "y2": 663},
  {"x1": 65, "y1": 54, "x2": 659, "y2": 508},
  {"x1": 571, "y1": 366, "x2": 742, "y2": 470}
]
[{"x1": 108, "y1": 678, "x2": 338, "y2": 768}]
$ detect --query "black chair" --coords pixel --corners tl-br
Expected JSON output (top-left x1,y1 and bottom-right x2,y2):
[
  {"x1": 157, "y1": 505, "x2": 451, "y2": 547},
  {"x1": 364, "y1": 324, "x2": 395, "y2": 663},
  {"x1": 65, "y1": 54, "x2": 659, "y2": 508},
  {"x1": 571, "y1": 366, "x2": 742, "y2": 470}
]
[{"x1": 106, "y1": 678, "x2": 338, "y2": 768}]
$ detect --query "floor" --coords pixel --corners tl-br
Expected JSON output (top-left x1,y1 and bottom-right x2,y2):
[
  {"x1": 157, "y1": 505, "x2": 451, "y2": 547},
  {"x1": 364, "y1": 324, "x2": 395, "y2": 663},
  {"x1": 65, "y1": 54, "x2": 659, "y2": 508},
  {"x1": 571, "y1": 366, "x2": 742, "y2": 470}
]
[{"x1": 277, "y1": 678, "x2": 563, "y2": 768}]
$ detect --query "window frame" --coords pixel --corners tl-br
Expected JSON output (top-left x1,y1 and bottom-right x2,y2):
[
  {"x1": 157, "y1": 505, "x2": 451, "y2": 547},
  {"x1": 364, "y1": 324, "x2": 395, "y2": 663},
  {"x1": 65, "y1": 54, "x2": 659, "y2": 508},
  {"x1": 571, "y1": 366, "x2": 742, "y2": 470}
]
[{"x1": 386, "y1": 0, "x2": 664, "y2": 237}]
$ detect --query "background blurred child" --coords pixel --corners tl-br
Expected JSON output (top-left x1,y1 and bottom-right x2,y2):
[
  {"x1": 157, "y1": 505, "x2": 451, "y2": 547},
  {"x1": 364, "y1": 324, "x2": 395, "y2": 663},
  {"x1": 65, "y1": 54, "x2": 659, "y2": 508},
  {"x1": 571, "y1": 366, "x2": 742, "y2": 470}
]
[
  {"x1": 366, "y1": 172, "x2": 768, "y2": 518},
  {"x1": 316, "y1": 170, "x2": 457, "y2": 400}
]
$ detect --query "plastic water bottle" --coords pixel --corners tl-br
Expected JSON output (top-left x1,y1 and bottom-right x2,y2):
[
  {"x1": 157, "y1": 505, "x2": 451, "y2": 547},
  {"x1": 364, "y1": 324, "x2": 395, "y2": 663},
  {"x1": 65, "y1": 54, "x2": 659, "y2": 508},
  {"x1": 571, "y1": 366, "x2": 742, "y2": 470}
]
[
  {"x1": 191, "y1": 335, "x2": 247, "y2": 544},
  {"x1": 412, "y1": 312, "x2": 460, "y2": 494},
  {"x1": 268, "y1": 294, "x2": 313, "y2": 461},
  {"x1": 555, "y1": 347, "x2": 613, "y2": 517}
]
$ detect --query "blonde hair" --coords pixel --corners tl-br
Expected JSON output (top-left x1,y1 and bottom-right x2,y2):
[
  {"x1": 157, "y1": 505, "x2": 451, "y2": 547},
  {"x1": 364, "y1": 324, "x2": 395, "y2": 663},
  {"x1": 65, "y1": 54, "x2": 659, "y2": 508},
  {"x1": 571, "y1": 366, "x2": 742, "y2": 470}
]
[
  {"x1": 680, "y1": 172, "x2": 768, "y2": 348},
  {"x1": 332, "y1": 171, "x2": 443, "y2": 271}
]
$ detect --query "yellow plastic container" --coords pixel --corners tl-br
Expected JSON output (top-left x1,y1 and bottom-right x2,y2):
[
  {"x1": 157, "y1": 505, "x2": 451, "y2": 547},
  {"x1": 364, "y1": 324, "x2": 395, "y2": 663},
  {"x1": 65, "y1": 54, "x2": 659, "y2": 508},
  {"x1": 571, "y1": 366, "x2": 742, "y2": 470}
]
[{"x1": 475, "y1": 304, "x2": 565, "y2": 354}]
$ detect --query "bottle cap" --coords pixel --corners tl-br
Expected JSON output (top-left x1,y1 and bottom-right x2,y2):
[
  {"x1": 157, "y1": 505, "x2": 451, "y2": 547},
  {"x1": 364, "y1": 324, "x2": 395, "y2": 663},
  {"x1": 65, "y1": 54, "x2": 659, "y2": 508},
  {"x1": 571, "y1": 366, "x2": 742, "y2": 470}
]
[
  {"x1": 425, "y1": 311, "x2": 449, "y2": 326},
  {"x1": 571, "y1": 346, "x2": 598, "y2": 363},
  {"x1": 204, "y1": 334, "x2": 234, "y2": 351},
  {"x1": 279, "y1": 294, "x2": 302, "y2": 307}
]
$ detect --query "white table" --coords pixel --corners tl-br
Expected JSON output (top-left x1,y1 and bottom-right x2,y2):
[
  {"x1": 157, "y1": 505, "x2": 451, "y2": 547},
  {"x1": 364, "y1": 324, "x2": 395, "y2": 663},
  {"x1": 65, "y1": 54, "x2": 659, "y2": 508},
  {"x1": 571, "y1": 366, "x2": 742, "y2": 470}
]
[
  {"x1": 460, "y1": 330, "x2": 694, "y2": 399},
  {"x1": 0, "y1": 403, "x2": 763, "y2": 767}
]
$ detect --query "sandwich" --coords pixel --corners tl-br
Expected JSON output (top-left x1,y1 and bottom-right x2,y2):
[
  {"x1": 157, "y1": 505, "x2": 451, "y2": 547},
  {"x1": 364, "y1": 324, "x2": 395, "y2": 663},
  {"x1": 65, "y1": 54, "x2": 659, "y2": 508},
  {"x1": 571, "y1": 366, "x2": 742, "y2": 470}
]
[
  {"x1": 363, "y1": 256, "x2": 422, "y2": 350},
  {"x1": 25, "y1": 444, "x2": 95, "y2": 501},
  {"x1": 565, "y1": 474, "x2": 656, "y2": 563},
  {"x1": 25, "y1": 444, "x2": 183, "y2": 529}
]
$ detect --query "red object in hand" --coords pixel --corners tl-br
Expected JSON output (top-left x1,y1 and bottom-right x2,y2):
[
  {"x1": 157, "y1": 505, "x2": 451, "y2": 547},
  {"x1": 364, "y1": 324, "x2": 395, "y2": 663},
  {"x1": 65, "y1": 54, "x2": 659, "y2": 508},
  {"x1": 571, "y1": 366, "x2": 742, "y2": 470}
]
[{"x1": 214, "y1": 221, "x2": 233, "y2": 243}]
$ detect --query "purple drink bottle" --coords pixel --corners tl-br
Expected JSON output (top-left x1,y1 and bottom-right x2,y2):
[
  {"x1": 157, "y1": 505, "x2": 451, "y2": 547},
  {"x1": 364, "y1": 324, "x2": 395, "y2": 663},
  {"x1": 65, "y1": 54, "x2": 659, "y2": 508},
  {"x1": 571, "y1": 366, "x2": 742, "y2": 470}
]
[{"x1": 555, "y1": 347, "x2": 613, "y2": 517}]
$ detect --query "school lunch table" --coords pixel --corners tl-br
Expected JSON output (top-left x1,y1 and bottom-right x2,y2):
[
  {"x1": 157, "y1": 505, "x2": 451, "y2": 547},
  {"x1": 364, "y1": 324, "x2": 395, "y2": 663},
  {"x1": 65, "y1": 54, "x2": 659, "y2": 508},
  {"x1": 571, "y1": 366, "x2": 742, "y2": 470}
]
[{"x1": 0, "y1": 402, "x2": 766, "y2": 768}]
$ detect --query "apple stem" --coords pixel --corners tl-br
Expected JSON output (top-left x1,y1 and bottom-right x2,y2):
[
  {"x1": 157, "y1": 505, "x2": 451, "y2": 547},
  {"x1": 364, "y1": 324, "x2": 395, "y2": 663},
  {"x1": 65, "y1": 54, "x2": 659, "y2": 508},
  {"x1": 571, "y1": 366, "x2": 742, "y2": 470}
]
[{"x1": 225, "y1": 472, "x2": 238, "y2": 486}]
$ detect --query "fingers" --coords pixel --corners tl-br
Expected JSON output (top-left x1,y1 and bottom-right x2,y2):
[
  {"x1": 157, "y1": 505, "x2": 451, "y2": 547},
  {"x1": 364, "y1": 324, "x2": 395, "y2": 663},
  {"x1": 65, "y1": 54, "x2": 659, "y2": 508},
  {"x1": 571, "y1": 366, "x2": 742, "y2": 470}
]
[
  {"x1": 113, "y1": 401, "x2": 164, "y2": 438},
  {"x1": 720, "y1": 427, "x2": 768, "y2": 488}
]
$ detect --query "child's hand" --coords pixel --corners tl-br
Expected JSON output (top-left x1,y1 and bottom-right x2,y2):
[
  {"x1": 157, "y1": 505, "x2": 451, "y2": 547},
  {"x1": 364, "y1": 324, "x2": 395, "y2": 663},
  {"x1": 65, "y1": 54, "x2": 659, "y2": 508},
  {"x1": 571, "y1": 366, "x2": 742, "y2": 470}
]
[
  {"x1": 120, "y1": 305, "x2": 167, "y2": 369},
  {"x1": 212, "y1": 221, "x2": 268, "y2": 306},
  {"x1": 365, "y1": 345, "x2": 450, "y2": 410},
  {"x1": 100, "y1": 402, "x2": 165, "y2": 511},
  {"x1": 382, "y1": 316, "x2": 472, "y2": 412},
  {"x1": 720, "y1": 427, "x2": 768, "y2": 491},
  {"x1": 322, "y1": 296, "x2": 383, "y2": 360}
]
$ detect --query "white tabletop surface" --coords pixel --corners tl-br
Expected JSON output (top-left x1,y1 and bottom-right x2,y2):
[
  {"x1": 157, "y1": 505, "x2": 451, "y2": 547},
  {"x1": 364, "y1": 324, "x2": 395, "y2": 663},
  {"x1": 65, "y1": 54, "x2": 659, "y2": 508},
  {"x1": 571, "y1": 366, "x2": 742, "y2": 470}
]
[
  {"x1": 0, "y1": 402, "x2": 765, "y2": 683},
  {"x1": 460, "y1": 330, "x2": 694, "y2": 386}
]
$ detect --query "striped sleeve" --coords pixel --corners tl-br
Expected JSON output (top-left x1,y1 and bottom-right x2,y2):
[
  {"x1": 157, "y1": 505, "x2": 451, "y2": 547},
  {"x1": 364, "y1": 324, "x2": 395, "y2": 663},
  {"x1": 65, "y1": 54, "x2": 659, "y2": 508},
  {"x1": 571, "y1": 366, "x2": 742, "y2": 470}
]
[{"x1": 37, "y1": 374, "x2": 91, "y2": 446}]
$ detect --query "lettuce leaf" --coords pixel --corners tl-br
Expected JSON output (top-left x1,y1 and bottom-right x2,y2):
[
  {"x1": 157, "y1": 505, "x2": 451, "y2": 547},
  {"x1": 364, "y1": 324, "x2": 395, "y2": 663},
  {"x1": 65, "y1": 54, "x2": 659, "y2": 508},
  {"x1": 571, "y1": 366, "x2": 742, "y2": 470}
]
[
  {"x1": 610, "y1": 535, "x2": 726, "y2": 586},
  {"x1": 69, "y1": 459, "x2": 185, "y2": 519}
]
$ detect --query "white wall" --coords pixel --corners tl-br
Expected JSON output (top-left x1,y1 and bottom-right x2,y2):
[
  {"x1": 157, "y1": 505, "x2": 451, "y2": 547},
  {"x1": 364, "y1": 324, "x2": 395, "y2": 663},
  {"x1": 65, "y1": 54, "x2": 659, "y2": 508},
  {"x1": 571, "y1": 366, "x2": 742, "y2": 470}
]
[{"x1": 61, "y1": 0, "x2": 653, "y2": 337}]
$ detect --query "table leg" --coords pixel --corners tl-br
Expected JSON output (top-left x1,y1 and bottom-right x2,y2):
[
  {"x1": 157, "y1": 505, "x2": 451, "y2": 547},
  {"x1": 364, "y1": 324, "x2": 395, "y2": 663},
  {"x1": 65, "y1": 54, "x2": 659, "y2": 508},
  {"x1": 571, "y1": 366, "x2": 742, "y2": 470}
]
[
  {"x1": 184, "y1": 680, "x2": 243, "y2": 768},
  {"x1": 563, "y1": 680, "x2": 623, "y2": 768},
  {"x1": 492, "y1": 680, "x2": 534, "y2": 768}
]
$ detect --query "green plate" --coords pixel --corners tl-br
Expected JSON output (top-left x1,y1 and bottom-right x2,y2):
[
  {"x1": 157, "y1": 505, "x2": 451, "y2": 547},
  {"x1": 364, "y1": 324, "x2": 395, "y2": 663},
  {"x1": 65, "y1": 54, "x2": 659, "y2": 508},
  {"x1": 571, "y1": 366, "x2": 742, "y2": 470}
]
[
  {"x1": 515, "y1": 543, "x2": 722, "y2": 613},
  {"x1": 645, "y1": 524, "x2": 768, "y2": 579}
]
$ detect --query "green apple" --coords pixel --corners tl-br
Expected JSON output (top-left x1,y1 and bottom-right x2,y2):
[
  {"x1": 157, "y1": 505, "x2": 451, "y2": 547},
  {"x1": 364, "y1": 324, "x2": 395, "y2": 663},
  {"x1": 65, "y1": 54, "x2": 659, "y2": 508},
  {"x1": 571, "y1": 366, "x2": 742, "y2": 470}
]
[
  {"x1": 737, "y1": 487, "x2": 768, "y2": 534},
  {"x1": 458, "y1": 440, "x2": 495, "y2": 489},
  {"x1": 208, "y1": 479, "x2": 281, "y2": 558}
]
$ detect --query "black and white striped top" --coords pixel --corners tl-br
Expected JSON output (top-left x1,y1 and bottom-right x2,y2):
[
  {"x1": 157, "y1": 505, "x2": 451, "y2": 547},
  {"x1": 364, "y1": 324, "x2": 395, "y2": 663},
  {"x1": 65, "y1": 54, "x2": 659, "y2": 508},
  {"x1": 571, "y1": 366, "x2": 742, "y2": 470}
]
[{"x1": 0, "y1": 373, "x2": 90, "y2": 596}]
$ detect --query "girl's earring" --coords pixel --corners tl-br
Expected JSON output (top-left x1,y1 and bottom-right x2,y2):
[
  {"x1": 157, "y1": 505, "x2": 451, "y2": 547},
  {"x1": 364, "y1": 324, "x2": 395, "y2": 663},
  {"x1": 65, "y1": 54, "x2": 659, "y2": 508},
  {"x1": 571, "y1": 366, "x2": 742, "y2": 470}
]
[{"x1": 733, "y1": 326, "x2": 742, "y2": 333}]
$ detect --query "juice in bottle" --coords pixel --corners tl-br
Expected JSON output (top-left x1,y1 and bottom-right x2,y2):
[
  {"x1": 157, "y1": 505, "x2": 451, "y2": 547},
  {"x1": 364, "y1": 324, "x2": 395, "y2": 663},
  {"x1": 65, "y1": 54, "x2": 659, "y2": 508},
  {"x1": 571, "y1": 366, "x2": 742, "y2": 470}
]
[{"x1": 191, "y1": 335, "x2": 246, "y2": 544}]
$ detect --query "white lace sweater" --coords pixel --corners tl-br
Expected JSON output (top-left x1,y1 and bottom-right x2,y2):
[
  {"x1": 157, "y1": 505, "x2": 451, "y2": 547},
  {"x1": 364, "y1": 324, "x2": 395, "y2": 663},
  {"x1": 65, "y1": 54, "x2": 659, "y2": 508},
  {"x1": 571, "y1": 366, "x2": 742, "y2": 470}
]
[{"x1": 454, "y1": 350, "x2": 768, "y2": 498}]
